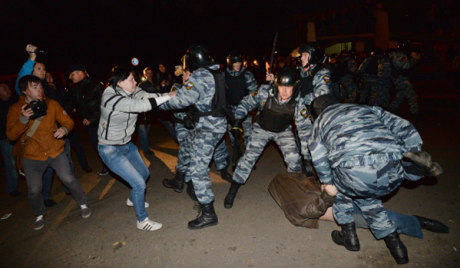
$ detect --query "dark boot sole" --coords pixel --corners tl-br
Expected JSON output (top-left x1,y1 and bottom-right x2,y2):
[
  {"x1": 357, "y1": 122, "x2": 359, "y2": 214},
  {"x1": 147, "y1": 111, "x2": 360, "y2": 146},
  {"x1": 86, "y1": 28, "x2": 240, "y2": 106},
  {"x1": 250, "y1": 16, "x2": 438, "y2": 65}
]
[
  {"x1": 188, "y1": 222, "x2": 218, "y2": 230},
  {"x1": 224, "y1": 203, "x2": 233, "y2": 209},
  {"x1": 395, "y1": 258, "x2": 409, "y2": 265},
  {"x1": 332, "y1": 231, "x2": 360, "y2": 251},
  {"x1": 174, "y1": 188, "x2": 184, "y2": 193}
]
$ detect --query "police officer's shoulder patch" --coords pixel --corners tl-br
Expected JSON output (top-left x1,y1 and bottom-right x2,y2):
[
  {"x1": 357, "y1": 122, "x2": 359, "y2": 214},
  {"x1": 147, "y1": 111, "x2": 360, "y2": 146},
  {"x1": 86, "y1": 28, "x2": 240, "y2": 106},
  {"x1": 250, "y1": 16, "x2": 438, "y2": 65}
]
[
  {"x1": 251, "y1": 90, "x2": 258, "y2": 96},
  {"x1": 300, "y1": 108, "x2": 308, "y2": 118},
  {"x1": 186, "y1": 82, "x2": 194, "y2": 90},
  {"x1": 323, "y1": 75, "x2": 330, "y2": 82}
]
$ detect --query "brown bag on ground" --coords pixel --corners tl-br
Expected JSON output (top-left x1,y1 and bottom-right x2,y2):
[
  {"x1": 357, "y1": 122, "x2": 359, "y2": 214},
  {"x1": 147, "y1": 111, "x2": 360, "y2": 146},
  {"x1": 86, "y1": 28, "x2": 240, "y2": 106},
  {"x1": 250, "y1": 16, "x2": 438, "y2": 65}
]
[
  {"x1": 11, "y1": 116, "x2": 43, "y2": 172},
  {"x1": 268, "y1": 173, "x2": 336, "y2": 229}
]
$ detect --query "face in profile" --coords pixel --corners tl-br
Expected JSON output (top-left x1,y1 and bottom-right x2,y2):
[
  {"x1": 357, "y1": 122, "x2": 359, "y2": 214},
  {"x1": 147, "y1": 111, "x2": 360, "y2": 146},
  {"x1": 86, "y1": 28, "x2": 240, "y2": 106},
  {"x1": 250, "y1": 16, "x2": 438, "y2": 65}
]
[
  {"x1": 182, "y1": 70, "x2": 192, "y2": 84},
  {"x1": 301, "y1": 52, "x2": 310, "y2": 67},
  {"x1": 69, "y1": 70, "x2": 86, "y2": 84}
]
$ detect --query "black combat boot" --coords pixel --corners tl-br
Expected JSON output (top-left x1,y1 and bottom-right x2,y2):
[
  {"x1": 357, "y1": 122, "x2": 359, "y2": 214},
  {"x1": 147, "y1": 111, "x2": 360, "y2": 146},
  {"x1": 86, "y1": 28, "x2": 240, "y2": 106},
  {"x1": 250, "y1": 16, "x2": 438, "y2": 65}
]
[
  {"x1": 414, "y1": 215, "x2": 449, "y2": 233},
  {"x1": 383, "y1": 231, "x2": 409, "y2": 264},
  {"x1": 218, "y1": 166, "x2": 233, "y2": 183},
  {"x1": 188, "y1": 202, "x2": 218, "y2": 230},
  {"x1": 224, "y1": 180, "x2": 242, "y2": 209},
  {"x1": 331, "y1": 222, "x2": 360, "y2": 251},
  {"x1": 186, "y1": 180, "x2": 197, "y2": 201},
  {"x1": 162, "y1": 172, "x2": 185, "y2": 193}
]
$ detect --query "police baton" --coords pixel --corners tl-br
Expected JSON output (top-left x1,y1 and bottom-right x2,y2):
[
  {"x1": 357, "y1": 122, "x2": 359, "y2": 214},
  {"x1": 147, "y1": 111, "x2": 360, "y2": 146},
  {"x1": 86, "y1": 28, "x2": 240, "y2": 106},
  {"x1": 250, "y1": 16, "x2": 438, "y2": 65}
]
[{"x1": 269, "y1": 32, "x2": 279, "y2": 74}]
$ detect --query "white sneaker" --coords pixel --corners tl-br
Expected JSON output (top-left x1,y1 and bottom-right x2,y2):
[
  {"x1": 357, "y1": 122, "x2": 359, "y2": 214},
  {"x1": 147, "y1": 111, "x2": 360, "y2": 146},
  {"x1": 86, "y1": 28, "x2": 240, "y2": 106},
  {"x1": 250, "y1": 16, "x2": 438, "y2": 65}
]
[
  {"x1": 33, "y1": 215, "x2": 45, "y2": 230},
  {"x1": 126, "y1": 198, "x2": 149, "y2": 208},
  {"x1": 137, "y1": 218, "x2": 162, "y2": 231},
  {"x1": 80, "y1": 204, "x2": 92, "y2": 218}
]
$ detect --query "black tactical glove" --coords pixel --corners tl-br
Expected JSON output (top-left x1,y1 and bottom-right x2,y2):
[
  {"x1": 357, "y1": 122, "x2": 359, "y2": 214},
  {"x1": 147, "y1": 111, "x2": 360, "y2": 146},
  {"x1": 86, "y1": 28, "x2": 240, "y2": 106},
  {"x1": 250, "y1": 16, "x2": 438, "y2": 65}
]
[
  {"x1": 183, "y1": 115, "x2": 195, "y2": 130},
  {"x1": 231, "y1": 119, "x2": 243, "y2": 138}
]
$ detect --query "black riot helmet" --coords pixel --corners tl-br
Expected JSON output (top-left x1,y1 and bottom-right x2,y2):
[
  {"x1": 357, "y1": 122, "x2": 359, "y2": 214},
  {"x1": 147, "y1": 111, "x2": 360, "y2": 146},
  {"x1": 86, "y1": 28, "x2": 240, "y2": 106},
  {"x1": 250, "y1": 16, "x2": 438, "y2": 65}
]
[
  {"x1": 181, "y1": 44, "x2": 214, "y2": 71},
  {"x1": 310, "y1": 94, "x2": 340, "y2": 120},
  {"x1": 226, "y1": 50, "x2": 244, "y2": 68},
  {"x1": 275, "y1": 66, "x2": 300, "y2": 87},
  {"x1": 298, "y1": 42, "x2": 325, "y2": 67}
]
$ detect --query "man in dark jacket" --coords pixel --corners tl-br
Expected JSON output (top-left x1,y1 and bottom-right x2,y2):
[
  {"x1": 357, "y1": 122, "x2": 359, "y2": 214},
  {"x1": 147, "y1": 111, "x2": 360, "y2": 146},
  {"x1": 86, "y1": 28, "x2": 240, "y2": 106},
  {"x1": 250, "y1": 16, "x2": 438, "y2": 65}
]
[{"x1": 64, "y1": 64, "x2": 107, "y2": 175}]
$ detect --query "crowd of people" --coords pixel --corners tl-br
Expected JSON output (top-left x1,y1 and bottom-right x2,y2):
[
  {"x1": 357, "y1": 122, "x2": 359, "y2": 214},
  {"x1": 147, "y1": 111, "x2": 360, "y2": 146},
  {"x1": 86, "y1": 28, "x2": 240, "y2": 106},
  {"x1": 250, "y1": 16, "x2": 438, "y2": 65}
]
[{"x1": 0, "y1": 41, "x2": 451, "y2": 265}]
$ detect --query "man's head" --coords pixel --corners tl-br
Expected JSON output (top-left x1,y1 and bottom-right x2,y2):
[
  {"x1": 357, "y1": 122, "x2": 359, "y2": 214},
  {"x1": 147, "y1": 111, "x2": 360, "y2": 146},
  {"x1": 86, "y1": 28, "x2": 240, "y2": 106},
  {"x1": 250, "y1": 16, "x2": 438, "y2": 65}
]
[
  {"x1": 32, "y1": 62, "x2": 46, "y2": 80},
  {"x1": 298, "y1": 43, "x2": 325, "y2": 68},
  {"x1": 275, "y1": 66, "x2": 299, "y2": 101},
  {"x1": 109, "y1": 66, "x2": 136, "y2": 94},
  {"x1": 0, "y1": 83, "x2": 11, "y2": 101},
  {"x1": 143, "y1": 67, "x2": 154, "y2": 81},
  {"x1": 18, "y1": 75, "x2": 44, "y2": 102},
  {"x1": 67, "y1": 64, "x2": 87, "y2": 84},
  {"x1": 159, "y1": 64, "x2": 166, "y2": 73},
  {"x1": 182, "y1": 44, "x2": 213, "y2": 71},
  {"x1": 227, "y1": 51, "x2": 244, "y2": 71},
  {"x1": 329, "y1": 54, "x2": 338, "y2": 64}
]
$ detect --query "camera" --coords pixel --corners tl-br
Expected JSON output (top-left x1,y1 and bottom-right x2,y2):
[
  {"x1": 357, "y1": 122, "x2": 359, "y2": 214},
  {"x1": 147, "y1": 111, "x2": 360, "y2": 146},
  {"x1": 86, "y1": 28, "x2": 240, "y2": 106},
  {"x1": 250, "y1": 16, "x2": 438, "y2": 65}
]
[{"x1": 25, "y1": 100, "x2": 48, "y2": 119}]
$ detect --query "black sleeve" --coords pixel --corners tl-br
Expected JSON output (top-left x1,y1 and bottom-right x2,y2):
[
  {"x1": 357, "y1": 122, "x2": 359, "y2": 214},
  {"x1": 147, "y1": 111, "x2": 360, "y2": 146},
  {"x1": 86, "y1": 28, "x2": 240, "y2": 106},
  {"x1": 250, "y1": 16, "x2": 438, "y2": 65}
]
[{"x1": 149, "y1": 98, "x2": 158, "y2": 109}]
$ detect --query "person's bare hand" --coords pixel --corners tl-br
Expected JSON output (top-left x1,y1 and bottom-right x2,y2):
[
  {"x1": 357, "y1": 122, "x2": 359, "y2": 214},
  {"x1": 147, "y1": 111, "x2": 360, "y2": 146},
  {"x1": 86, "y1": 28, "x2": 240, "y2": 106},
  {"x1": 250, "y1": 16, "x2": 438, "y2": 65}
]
[
  {"x1": 83, "y1": 118, "x2": 90, "y2": 126},
  {"x1": 321, "y1": 184, "x2": 338, "y2": 196},
  {"x1": 21, "y1": 104, "x2": 34, "y2": 119},
  {"x1": 169, "y1": 91, "x2": 177, "y2": 98},
  {"x1": 53, "y1": 128, "x2": 66, "y2": 139},
  {"x1": 266, "y1": 73, "x2": 274, "y2": 82},
  {"x1": 26, "y1": 44, "x2": 38, "y2": 61}
]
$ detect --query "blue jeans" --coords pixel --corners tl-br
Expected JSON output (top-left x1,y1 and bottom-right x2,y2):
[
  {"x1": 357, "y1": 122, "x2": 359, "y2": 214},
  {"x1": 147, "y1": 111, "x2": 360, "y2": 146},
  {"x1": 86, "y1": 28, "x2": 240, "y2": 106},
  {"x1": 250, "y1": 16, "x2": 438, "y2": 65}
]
[
  {"x1": 352, "y1": 203, "x2": 423, "y2": 239},
  {"x1": 99, "y1": 142, "x2": 149, "y2": 221},
  {"x1": 0, "y1": 139, "x2": 19, "y2": 194},
  {"x1": 138, "y1": 124, "x2": 151, "y2": 152}
]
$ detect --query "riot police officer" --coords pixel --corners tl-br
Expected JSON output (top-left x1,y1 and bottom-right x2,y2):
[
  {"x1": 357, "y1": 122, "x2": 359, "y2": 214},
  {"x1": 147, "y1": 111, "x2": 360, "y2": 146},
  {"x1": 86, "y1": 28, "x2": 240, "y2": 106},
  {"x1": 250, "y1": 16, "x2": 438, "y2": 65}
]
[
  {"x1": 388, "y1": 40, "x2": 421, "y2": 121},
  {"x1": 294, "y1": 43, "x2": 331, "y2": 175},
  {"x1": 224, "y1": 66, "x2": 302, "y2": 209},
  {"x1": 338, "y1": 50, "x2": 359, "y2": 103},
  {"x1": 160, "y1": 45, "x2": 228, "y2": 229},
  {"x1": 358, "y1": 47, "x2": 383, "y2": 104}
]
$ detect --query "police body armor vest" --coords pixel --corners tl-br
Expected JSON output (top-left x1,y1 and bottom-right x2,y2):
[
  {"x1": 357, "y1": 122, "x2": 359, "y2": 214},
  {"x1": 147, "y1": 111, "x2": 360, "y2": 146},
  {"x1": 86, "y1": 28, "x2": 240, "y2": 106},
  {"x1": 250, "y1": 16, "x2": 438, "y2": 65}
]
[
  {"x1": 338, "y1": 58, "x2": 352, "y2": 77},
  {"x1": 330, "y1": 64, "x2": 340, "y2": 83},
  {"x1": 189, "y1": 67, "x2": 228, "y2": 120},
  {"x1": 365, "y1": 57, "x2": 379, "y2": 75},
  {"x1": 299, "y1": 64, "x2": 321, "y2": 98},
  {"x1": 225, "y1": 69, "x2": 248, "y2": 106},
  {"x1": 256, "y1": 86, "x2": 296, "y2": 133}
]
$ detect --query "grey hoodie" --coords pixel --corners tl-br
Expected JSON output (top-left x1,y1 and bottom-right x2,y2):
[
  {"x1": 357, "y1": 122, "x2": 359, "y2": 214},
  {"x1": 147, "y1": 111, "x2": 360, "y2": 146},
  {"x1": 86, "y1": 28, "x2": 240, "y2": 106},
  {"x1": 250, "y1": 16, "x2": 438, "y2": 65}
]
[{"x1": 98, "y1": 86, "x2": 170, "y2": 145}]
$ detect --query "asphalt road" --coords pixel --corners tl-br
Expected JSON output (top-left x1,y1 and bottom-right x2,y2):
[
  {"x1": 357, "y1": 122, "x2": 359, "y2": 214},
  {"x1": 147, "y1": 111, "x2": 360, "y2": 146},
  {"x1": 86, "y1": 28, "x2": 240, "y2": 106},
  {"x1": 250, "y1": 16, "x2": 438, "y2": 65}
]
[{"x1": 0, "y1": 80, "x2": 459, "y2": 267}]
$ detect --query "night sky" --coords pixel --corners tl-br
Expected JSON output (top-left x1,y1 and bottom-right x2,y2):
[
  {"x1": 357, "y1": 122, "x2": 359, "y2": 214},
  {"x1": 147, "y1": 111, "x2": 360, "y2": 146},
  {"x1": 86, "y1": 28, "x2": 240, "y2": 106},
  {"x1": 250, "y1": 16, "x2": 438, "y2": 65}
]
[{"x1": 0, "y1": 0, "x2": 444, "y2": 81}]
